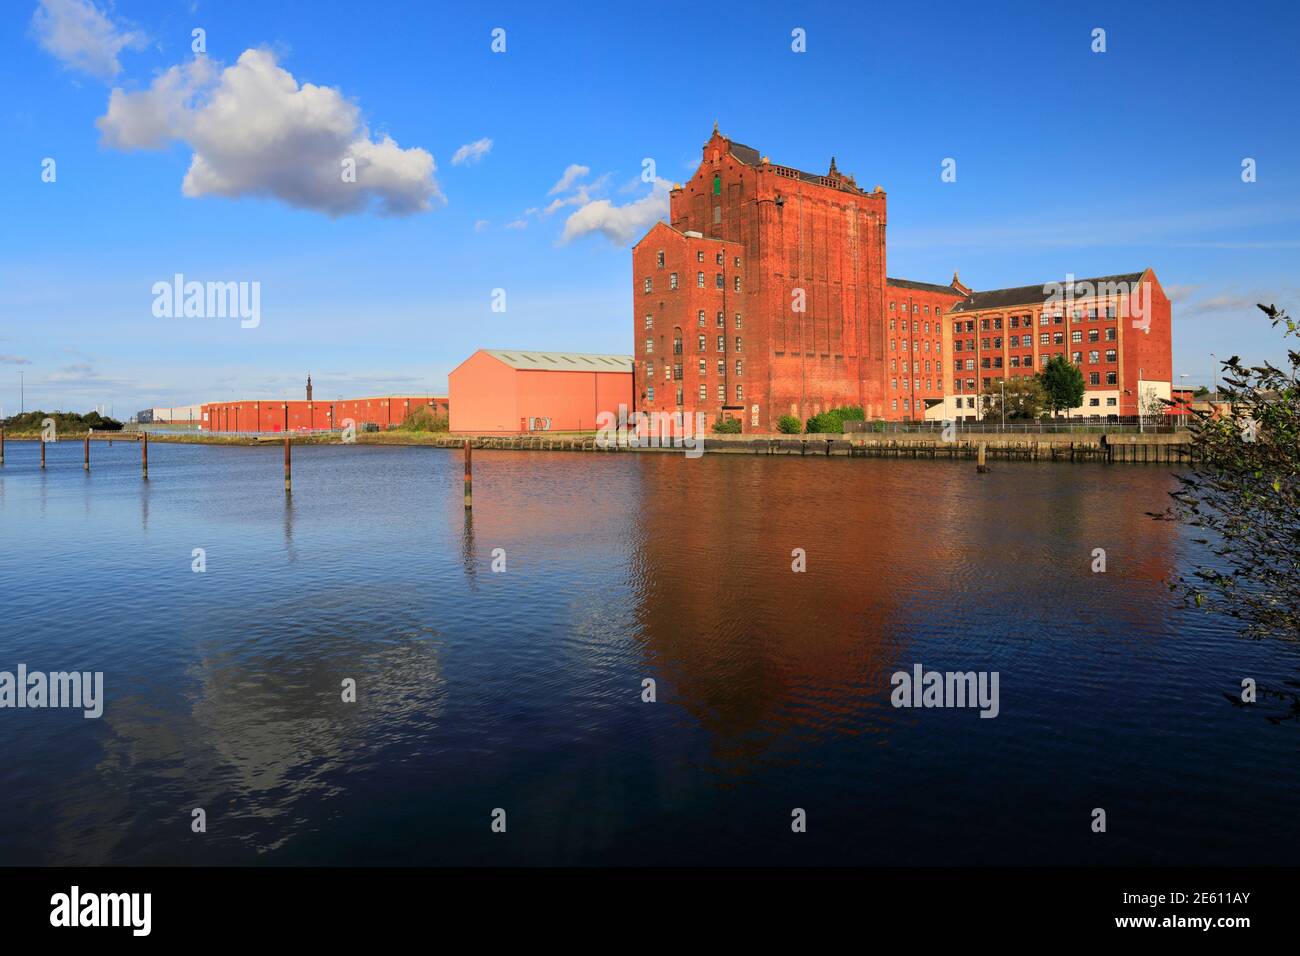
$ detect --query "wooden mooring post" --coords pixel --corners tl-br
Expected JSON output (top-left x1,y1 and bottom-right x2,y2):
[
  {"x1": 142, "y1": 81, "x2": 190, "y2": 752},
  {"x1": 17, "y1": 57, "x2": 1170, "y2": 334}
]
[
  {"x1": 284, "y1": 435, "x2": 292, "y2": 495},
  {"x1": 976, "y1": 442, "x2": 989, "y2": 473},
  {"x1": 141, "y1": 431, "x2": 148, "y2": 480},
  {"x1": 463, "y1": 440, "x2": 473, "y2": 510},
  {"x1": 0, "y1": 427, "x2": 5, "y2": 466},
  {"x1": 41, "y1": 438, "x2": 46, "y2": 469},
  {"x1": 84, "y1": 433, "x2": 90, "y2": 471}
]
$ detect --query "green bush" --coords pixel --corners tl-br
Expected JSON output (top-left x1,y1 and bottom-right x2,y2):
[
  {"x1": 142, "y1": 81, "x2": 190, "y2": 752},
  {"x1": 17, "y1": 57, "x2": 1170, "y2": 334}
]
[
  {"x1": 712, "y1": 417, "x2": 743, "y2": 434},
  {"x1": 396, "y1": 406, "x2": 449, "y2": 432},
  {"x1": 777, "y1": 414, "x2": 802, "y2": 434},
  {"x1": 804, "y1": 405, "x2": 865, "y2": 434}
]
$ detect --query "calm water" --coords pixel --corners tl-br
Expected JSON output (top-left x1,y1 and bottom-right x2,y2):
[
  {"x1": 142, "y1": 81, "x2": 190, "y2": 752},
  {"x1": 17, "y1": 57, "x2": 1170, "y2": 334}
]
[{"x1": 0, "y1": 439, "x2": 1296, "y2": 866}]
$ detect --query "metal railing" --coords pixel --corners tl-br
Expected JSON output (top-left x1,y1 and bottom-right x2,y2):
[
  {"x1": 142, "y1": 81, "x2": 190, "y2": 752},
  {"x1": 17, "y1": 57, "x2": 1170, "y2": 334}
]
[{"x1": 842, "y1": 418, "x2": 1188, "y2": 435}]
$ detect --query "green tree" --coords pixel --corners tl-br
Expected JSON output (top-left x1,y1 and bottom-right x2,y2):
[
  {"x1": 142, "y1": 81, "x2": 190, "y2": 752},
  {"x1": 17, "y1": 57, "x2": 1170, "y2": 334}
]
[
  {"x1": 1155, "y1": 304, "x2": 1299, "y2": 641},
  {"x1": 979, "y1": 376, "x2": 1046, "y2": 421},
  {"x1": 1038, "y1": 355, "x2": 1085, "y2": 417},
  {"x1": 777, "y1": 414, "x2": 802, "y2": 434},
  {"x1": 805, "y1": 405, "x2": 865, "y2": 434}
]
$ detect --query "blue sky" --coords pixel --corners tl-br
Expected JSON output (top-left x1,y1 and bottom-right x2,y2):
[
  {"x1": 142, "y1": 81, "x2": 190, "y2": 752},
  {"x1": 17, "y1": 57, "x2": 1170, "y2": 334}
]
[{"x1": 2, "y1": 0, "x2": 1298, "y2": 415}]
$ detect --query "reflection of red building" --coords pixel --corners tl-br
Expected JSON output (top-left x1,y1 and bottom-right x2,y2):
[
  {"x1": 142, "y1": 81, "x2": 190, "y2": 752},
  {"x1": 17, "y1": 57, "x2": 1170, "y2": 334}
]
[{"x1": 200, "y1": 395, "x2": 447, "y2": 432}]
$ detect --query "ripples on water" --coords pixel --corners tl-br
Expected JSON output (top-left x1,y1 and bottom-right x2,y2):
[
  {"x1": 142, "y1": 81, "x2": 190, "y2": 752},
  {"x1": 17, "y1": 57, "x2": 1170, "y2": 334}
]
[{"x1": 0, "y1": 439, "x2": 1296, "y2": 865}]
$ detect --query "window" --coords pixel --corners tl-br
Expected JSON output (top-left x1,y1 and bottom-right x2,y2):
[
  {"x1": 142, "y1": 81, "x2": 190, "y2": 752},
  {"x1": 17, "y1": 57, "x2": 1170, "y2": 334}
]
[
  {"x1": 697, "y1": 335, "x2": 705, "y2": 352},
  {"x1": 716, "y1": 312, "x2": 724, "y2": 328},
  {"x1": 1106, "y1": 371, "x2": 1117, "y2": 385},
  {"x1": 712, "y1": 206, "x2": 721, "y2": 224},
  {"x1": 698, "y1": 310, "x2": 706, "y2": 327},
  {"x1": 1072, "y1": 351, "x2": 1083, "y2": 364},
  {"x1": 696, "y1": 250, "x2": 704, "y2": 262},
  {"x1": 1023, "y1": 355, "x2": 1033, "y2": 368},
  {"x1": 645, "y1": 338, "x2": 653, "y2": 353},
  {"x1": 924, "y1": 306, "x2": 930, "y2": 315},
  {"x1": 1105, "y1": 349, "x2": 1117, "y2": 362},
  {"x1": 1106, "y1": 397, "x2": 1117, "y2": 406},
  {"x1": 1089, "y1": 350, "x2": 1099, "y2": 364},
  {"x1": 1088, "y1": 329, "x2": 1099, "y2": 342},
  {"x1": 717, "y1": 384, "x2": 724, "y2": 401},
  {"x1": 734, "y1": 257, "x2": 741, "y2": 268},
  {"x1": 1105, "y1": 306, "x2": 1116, "y2": 319},
  {"x1": 1089, "y1": 397, "x2": 1100, "y2": 406},
  {"x1": 673, "y1": 334, "x2": 682, "y2": 355},
  {"x1": 647, "y1": 386, "x2": 655, "y2": 401},
  {"x1": 676, "y1": 388, "x2": 683, "y2": 405},
  {"x1": 981, "y1": 319, "x2": 990, "y2": 331},
  {"x1": 673, "y1": 363, "x2": 682, "y2": 380},
  {"x1": 1010, "y1": 356, "x2": 1021, "y2": 368},
  {"x1": 1071, "y1": 330, "x2": 1083, "y2": 343},
  {"x1": 993, "y1": 357, "x2": 1003, "y2": 369},
  {"x1": 981, "y1": 338, "x2": 990, "y2": 350},
  {"x1": 655, "y1": 251, "x2": 664, "y2": 268},
  {"x1": 698, "y1": 384, "x2": 707, "y2": 400},
  {"x1": 735, "y1": 360, "x2": 743, "y2": 376},
  {"x1": 696, "y1": 272, "x2": 704, "y2": 288},
  {"x1": 644, "y1": 315, "x2": 653, "y2": 329},
  {"x1": 735, "y1": 313, "x2": 743, "y2": 329},
  {"x1": 1088, "y1": 307, "x2": 1098, "y2": 320},
  {"x1": 993, "y1": 318, "x2": 1002, "y2": 330},
  {"x1": 717, "y1": 360, "x2": 724, "y2": 376},
  {"x1": 1053, "y1": 332, "x2": 1064, "y2": 345},
  {"x1": 716, "y1": 336, "x2": 724, "y2": 351},
  {"x1": 716, "y1": 274, "x2": 724, "y2": 289},
  {"x1": 734, "y1": 276, "x2": 741, "y2": 292},
  {"x1": 1106, "y1": 328, "x2": 1117, "y2": 341},
  {"x1": 734, "y1": 336, "x2": 742, "y2": 352},
  {"x1": 736, "y1": 384, "x2": 743, "y2": 401},
  {"x1": 1040, "y1": 313, "x2": 1049, "y2": 326},
  {"x1": 699, "y1": 359, "x2": 706, "y2": 376},
  {"x1": 891, "y1": 302, "x2": 897, "y2": 311},
  {"x1": 716, "y1": 252, "x2": 723, "y2": 265},
  {"x1": 1089, "y1": 372, "x2": 1100, "y2": 385},
  {"x1": 643, "y1": 278, "x2": 652, "y2": 293},
  {"x1": 646, "y1": 361, "x2": 654, "y2": 377}
]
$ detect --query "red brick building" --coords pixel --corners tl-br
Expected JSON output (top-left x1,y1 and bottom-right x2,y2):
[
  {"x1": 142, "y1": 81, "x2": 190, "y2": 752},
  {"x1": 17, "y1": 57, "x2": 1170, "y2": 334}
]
[
  {"x1": 632, "y1": 127, "x2": 1173, "y2": 428},
  {"x1": 200, "y1": 394, "x2": 447, "y2": 432}
]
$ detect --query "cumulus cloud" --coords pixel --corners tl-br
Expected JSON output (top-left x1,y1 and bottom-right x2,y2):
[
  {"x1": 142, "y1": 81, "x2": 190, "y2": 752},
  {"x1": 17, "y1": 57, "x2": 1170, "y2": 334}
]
[
  {"x1": 559, "y1": 179, "x2": 671, "y2": 246},
  {"x1": 451, "y1": 137, "x2": 492, "y2": 166},
  {"x1": 548, "y1": 164, "x2": 589, "y2": 195},
  {"x1": 504, "y1": 219, "x2": 527, "y2": 230},
  {"x1": 97, "y1": 49, "x2": 442, "y2": 217},
  {"x1": 32, "y1": 0, "x2": 145, "y2": 81}
]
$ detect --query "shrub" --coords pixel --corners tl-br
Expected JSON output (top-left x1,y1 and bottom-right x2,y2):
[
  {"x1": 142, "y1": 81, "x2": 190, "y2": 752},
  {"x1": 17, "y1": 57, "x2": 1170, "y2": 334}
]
[
  {"x1": 777, "y1": 414, "x2": 802, "y2": 434},
  {"x1": 397, "y1": 406, "x2": 449, "y2": 433},
  {"x1": 712, "y1": 417, "x2": 743, "y2": 434},
  {"x1": 805, "y1": 405, "x2": 865, "y2": 434}
]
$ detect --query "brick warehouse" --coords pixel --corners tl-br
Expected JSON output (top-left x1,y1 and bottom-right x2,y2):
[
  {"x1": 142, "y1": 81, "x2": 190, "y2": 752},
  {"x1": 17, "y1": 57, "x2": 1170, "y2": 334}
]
[{"x1": 631, "y1": 126, "x2": 1172, "y2": 429}]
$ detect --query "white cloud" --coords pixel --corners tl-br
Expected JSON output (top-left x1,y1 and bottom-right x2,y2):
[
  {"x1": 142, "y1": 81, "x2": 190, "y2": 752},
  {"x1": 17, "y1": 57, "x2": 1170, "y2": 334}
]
[
  {"x1": 451, "y1": 137, "x2": 492, "y2": 166},
  {"x1": 548, "y1": 164, "x2": 589, "y2": 195},
  {"x1": 97, "y1": 49, "x2": 442, "y2": 217},
  {"x1": 474, "y1": 219, "x2": 489, "y2": 233},
  {"x1": 32, "y1": 0, "x2": 145, "y2": 81},
  {"x1": 504, "y1": 219, "x2": 528, "y2": 230},
  {"x1": 559, "y1": 179, "x2": 671, "y2": 246},
  {"x1": 0, "y1": 355, "x2": 33, "y2": 365}
]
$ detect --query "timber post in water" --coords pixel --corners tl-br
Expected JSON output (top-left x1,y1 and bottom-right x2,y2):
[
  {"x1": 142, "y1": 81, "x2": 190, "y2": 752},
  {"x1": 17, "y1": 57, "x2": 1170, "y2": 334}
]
[
  {"x1": 141, "y1": 431, "x2": 148, "y2": 480},
  {"x1": 463, "y1": 440, "x2": 473, "y2": 510},
  {"x1": 0, "y1": 427, "x2": 5, "y2": 465},
  {"x1": 976, "y1": 443, "x2": 989, "y2": 473},
  {"x1": 40, "y1": 437, "x2": 46, "y2": 469},
  {"x1": 284, "y1": 435, "x2": 292, "y2": 495},
  {"x1": 84, "y1": 433, "x2": 90, "y2": 471}
]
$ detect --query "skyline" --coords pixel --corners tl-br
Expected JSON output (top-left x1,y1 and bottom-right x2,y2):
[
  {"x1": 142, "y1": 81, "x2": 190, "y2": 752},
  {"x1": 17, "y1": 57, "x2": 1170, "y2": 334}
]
[{"x1": 4, "y1": 0, "x2": 1299, "y2": 415}]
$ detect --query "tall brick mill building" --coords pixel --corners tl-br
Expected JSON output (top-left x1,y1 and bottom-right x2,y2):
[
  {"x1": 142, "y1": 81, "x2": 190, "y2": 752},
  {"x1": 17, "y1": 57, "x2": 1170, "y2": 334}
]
[{"x1": 631, "y1": 126, "x2": 1172, "y2": 429}]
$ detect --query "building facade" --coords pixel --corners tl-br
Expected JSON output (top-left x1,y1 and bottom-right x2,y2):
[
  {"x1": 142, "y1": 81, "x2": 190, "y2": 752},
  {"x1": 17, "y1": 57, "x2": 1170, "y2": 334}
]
[
  {"x1": 200, "y1": 395, "x2": 447, "y2": 432},
  {"x1": 449, "y1": 349, "x2": 632, "y2": 434},
  {"x1": 632, "y1": 127, "x2": 1173, "y2": 429}
]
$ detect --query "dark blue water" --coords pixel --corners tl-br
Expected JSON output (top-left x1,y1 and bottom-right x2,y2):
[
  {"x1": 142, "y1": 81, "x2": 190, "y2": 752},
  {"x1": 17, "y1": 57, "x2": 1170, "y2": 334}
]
[{"x1": 0, "y1": 439, "x2": 1296, "y2": 865}]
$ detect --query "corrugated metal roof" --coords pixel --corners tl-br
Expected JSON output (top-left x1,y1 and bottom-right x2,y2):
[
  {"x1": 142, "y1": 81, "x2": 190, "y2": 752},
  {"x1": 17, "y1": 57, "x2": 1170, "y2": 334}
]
[{"x1": 484, "y1": 349, "x2": 634, "y2": 372}]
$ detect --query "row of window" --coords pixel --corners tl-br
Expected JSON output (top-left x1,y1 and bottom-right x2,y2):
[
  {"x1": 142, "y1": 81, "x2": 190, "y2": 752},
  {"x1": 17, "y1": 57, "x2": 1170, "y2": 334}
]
[
  {"x1": 645, "y1": 360, "x2": 744, "y2": 379},
  {"x1": 644, "y1": 312, "x2": 743, "y2": 331},
  {"x1": 952, "y1": 307, "x2": 1116, "y2": 335},
  {"x1": 646, "y1": 384, "x2": 744, "y2": 403},
  {"x1": 644, "y1": 336, "x2": 743, "y2": 354},
  {"x1": 956, "y1": 327, "x2": 1118, "y2": 351},
  {"x1": 890, "y1": 339, "x2": 940, "y2": 354},
  {"x1": 892, "y1": 379, "x2": 935, "y2": 392},
  {"x1": 891, "y1": 360, "x2": 933, "y2": 373},
  {"x1": 654, "y1": 250, "x2": 742, "y2": 269},
  {"x1": 644, "y1": 273, "x2": 742, "y2": 293},
  {"x1": 954, "y1": 369, "x2": 1121, "y2": 392}
]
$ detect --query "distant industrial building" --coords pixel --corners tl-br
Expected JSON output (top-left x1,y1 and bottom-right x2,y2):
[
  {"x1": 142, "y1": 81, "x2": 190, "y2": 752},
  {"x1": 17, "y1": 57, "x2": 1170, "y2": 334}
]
[
  {"x1": 137, "y1": 404, "x2": 204, "y2": 424},
  {"x1": 198, "y1": 376, "x2": 447, "y2": 432},
  {"x1": 449, "y1": 349, "x2": 632, "y2": 434}
]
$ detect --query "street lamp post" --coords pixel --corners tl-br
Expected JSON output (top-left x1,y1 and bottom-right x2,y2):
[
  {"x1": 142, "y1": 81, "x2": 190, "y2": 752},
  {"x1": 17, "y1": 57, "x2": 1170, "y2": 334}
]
[
  {"x1": 1138, "y1": 366, "x2": 1145, "y2": 434},
  {"x1": 1001, "y1": 379, "x2": 1006, "y2": 427}
]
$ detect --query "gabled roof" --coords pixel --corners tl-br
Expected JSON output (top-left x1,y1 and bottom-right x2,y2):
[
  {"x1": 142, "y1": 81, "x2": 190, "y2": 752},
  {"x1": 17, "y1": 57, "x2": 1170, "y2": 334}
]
[
  {"x1": 949, "y1": 271, "x2": 1146, "y2": 313},
  {"x1": 483, "y1": 349, "x2": 633, "y2": 373},
  {"x1": 887, "y1": 277, "x2": 965, "y2": 296}
]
